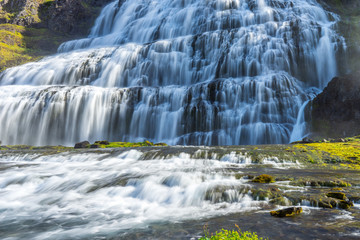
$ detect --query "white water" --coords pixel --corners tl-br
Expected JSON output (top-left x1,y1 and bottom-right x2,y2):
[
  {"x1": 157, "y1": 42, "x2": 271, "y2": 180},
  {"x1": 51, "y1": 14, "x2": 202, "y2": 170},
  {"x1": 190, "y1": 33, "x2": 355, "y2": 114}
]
[
  {"x1": 0, "y1": 150, "x2": 285, "y2": 239},
  {"x1": 0, "y1": 0, "x2": 344, "y2": 145}
]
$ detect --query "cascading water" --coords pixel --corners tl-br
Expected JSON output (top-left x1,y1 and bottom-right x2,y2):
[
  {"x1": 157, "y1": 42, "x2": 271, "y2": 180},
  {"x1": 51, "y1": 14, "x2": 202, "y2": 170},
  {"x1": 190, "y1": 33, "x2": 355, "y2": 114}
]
[
  {"x1": 0, "y1": 147, "x2": 304, "y2": 239},
  {"x1": 0, "y1": 0, "x2": 344, "y2": 145}
]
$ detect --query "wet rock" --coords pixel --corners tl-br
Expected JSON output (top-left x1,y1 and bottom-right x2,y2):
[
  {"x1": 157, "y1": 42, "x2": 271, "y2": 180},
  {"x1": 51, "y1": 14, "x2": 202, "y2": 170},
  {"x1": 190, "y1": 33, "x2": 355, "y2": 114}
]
[
  {"x1": 301, "y1": 137, "x2": 314, "y2": 143},
  {"x1": 270, "y1": 207, "x2": 302, "y2": 217},
  {"x1": 318, "y1": 200, "x2": 333, "y2": 209},
  {"x1": 95, "y1": 140, "x2": 110, "y2": 145},
  {"x1": 154, "y1": 142, "x2": 168, "y2": 146},
  {"x1": 338, "y1": 200, "x2": 354, "y2": 210},
  {"x1": 44, "y1": 0, "x2": 114, "y2": 35},
  {"x1": 74, "y1": 141, "x2": 90, "y2": 149},
  {"x1": 348, "y1": 196, "x2": 360, "y2": 204},
  {"x1": 326, "y1": 192, "x2": 347, "y2": 200},
  {"x1": 269, "y1": 197, "x2": 289, "y2": 206},
  {"x1": 90, "y1": 144, "x2": 100, "y2": 148},
  {"x1": 252, "y1": 174, "x2": 275, "y2": 183}
]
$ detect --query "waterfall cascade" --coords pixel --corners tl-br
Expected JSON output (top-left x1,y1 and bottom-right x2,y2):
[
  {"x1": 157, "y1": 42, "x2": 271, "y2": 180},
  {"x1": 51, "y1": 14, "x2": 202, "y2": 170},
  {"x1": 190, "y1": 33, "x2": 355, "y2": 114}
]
[{"x1": 0, "y1": 0, "x2": 344, "y2": 146}]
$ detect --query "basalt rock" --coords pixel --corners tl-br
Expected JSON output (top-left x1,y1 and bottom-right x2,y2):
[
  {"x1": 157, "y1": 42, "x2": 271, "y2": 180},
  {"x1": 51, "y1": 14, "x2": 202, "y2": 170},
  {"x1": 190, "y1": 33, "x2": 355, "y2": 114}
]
[
  {"x1": 41, "y1": 0, "x2": 114, "y2": 35},
  {"x1": 311, "y1": 73, "x2": 360, "y2": 139},
  {"x1": 74, "y1": 141, "x2": 90, "y2": 149}
]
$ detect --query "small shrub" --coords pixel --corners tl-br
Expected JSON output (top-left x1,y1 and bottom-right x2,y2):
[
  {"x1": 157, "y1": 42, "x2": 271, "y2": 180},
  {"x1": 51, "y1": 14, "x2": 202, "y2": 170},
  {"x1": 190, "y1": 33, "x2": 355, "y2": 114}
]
[{"x1": 199, "y1": 224, "x2": 267, "y2": 240}]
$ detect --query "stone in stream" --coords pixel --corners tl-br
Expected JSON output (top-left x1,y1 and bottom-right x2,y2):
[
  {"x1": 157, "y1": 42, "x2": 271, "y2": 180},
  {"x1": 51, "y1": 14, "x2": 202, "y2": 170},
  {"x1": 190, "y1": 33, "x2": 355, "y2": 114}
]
[
  {"x1": 318, "y1": 200, "x2": 335, "y2": 209},
  {"x1": 74, "y1": 141, "x2": 90, "y2": 148},
  {"x1": 338, "y1": 200, "x2": 354, "y2": 210},
  {"x1": 270, "y1": 207, "x2": 303, "y2": 217},
  {"x1": 326, "y1": 192, "x2": 347, "y2": 200}
]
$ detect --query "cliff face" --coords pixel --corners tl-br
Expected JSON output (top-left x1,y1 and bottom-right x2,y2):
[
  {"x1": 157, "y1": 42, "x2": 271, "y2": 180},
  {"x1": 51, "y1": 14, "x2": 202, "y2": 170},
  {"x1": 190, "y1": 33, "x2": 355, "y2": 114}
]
[
  {"x1": 311, "y1": 73, "x2": 360, "y2": 138},
  {"x1": 0, "y1": 0, "x2": 113, "y2": 71}
]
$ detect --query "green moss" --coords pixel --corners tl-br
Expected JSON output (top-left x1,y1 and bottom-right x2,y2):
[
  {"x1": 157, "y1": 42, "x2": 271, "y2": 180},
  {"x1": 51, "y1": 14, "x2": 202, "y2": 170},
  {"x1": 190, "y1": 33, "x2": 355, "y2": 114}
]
[
  {"x1": 252, "y1": 174, "x2": 275, "y2": 184},
  {"x1": 289, "y1": 136, "x2": 360, "y2": 168},
  {"x1": 83, "y1": 140, "x2": 166, "y2": 148}
]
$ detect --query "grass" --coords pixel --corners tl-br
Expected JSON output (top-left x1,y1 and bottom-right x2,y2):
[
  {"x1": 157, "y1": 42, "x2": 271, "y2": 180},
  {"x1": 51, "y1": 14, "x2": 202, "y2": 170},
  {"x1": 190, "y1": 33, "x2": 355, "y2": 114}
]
[{"x1": 199, "y1": 224, "x2": 267, "y2": 240}]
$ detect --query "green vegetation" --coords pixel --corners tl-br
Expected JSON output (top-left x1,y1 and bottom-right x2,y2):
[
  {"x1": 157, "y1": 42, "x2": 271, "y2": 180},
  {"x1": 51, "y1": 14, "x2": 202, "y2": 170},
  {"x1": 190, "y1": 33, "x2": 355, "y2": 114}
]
[
  {"x1": 252, "y1": 174, "x2": 275, "y2": 183},
  {"x1": 199, "y1": 225, "x2": 267, "y2": 240},
  {"x1": 0, "y1": 0, "x2": 107, "y2": 72},
  {"x1": 0, "y1": 24, "x2": 35, "y2": 71},
  {"x1": 291, "y1": 136, "x2": 360, "y2": 169},
  {"x1": 89, "y1": 140, "x2": 167, "y2": 148}
]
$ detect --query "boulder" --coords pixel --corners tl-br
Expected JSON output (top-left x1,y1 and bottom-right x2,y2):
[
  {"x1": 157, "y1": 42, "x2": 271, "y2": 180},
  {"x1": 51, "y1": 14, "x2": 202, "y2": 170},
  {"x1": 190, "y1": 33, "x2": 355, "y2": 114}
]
[
  {"x1": 338, "y1": 200, "x2": 354, "y2": 210},
  {"x1": 74, "y1": 141, "x2": 90, "y2": 148},
  {"x1": 326, "y1": 192, "x2": 347, "y2": 200},
  {"x1": 270, "y1": 207, "x2": 303, "y2": 217}
]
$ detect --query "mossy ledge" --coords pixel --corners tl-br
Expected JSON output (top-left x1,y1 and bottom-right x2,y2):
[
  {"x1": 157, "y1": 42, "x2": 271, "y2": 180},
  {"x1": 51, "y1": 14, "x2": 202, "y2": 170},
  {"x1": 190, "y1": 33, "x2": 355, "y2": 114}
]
[
  {"x1": 1, "y1": 135, "x2": 360, "y2": 169},
  {"x1": 0, "y1": 140, "x2": 168, "y2": 151}
]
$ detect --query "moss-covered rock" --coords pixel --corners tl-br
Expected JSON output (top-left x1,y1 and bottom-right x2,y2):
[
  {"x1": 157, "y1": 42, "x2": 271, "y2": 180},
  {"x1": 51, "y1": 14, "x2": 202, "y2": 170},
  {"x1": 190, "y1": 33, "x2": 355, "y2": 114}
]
[
  {"x1": 338, "y1": 200, "x2": 354, "y2": 209},
  {"x1": 252, "y1": 174, "x2": 275, "y2": 184},
  {"x1": 326, "y1": 192, "x2": 347, "y2": 200},
  {"x1": 270, "y1": 207, "x2": 302, "y2": 217}
]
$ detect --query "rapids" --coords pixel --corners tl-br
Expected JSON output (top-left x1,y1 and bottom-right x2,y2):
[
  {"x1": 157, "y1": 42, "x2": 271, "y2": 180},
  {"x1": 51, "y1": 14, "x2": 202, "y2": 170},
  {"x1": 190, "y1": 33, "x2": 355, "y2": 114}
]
[
  {"x1": 0, "y1": 0, "x2": 345, "y2": 146},
  {"x1": 0, "y1": 148, "x2": 359, "y2": 239}
]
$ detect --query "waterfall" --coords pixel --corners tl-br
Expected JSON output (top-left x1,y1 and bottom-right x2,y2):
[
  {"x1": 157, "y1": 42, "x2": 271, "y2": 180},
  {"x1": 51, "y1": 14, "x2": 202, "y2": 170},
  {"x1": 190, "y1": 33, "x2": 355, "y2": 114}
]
[{"x1": 0, "y1": 0, "x2": 344, "y2": 146}]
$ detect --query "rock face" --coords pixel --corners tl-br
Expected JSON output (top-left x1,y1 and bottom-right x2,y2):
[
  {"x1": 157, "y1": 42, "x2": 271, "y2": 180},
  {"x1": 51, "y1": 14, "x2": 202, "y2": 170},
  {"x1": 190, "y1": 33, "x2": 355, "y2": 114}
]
[
  {"x1": 0, "y1": 0, "x2": 113, "y2": 30},
  {"x1": 0, "y1": 0, "x2": 42, "y2": 26},
  {"x1": 311, "y1": 73, "x2": 360, "y2": 138},
  {"x1": 41, "y1": 0, "x2": 114, "y2": 35},
  {"x1": 0, "y1": 0, "x2": 114, "y2": 71}
]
